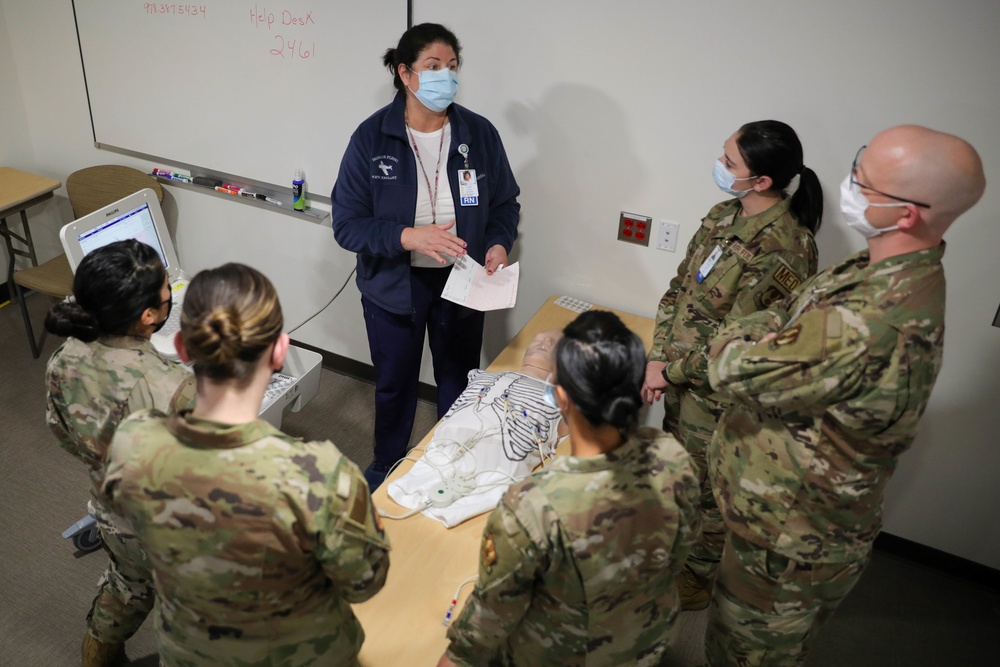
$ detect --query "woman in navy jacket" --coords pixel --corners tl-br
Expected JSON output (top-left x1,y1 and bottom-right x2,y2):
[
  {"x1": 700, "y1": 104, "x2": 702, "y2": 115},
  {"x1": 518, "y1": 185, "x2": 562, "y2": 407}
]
[{"x1": 332, "y1": 23, "x2": 520, "y2": 490}]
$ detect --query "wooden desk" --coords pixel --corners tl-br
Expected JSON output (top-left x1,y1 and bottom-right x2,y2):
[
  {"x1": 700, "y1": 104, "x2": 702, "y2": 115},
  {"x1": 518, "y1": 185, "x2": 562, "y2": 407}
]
[
  {"x1": 0, "y1": 167, "x2": 62, "y2": 290},
  {"x1": 354, "y1": 296, "x2": 654, "y2": 666}
]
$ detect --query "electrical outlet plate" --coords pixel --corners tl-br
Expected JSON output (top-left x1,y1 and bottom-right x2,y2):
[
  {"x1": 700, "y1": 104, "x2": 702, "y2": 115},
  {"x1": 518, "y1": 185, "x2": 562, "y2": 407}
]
[
  {"x1": 657, "y1": 219, "x2": 680, "y2": 252},
  {"x1": 618, "y1": 212, "x2": 651, "y2": 247}
]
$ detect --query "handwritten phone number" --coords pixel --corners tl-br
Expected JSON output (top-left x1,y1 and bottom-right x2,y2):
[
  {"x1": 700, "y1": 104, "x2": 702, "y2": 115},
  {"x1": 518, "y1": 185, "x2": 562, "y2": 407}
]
[{"x1": 143, "y1": 4, "x2": 207, "y2": 17}]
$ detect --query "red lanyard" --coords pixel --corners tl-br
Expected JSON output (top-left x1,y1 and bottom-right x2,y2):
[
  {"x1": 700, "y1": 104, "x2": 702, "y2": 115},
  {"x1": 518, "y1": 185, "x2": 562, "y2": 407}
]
[{"x1": 406, "y1": 110, "x2": 447, "y2": 224}]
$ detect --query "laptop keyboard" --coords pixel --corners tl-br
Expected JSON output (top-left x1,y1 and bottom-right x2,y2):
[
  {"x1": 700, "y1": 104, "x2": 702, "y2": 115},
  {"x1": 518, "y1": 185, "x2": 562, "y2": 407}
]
[
  {"x1": 159, "y1": 301, "x2": 182, "y2": 338},
  {"x1": 261, "y1": 373, "x2": 298, "y2": 412}
]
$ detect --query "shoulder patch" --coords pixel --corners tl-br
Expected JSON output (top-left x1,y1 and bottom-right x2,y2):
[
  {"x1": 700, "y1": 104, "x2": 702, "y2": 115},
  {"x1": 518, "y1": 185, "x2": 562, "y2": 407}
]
[
  {"x1": 771, "y1": 325, "x2": 802, "y2": 348},
  {"x1": 481, "y1": 533, "x2": 498, "y2": 574},
  {"x1": 754, "y1": 285, "x2": 785, "y2": 310},
  {"x1": 773, "y1": 262, "x2": 803, "y2": 293},
  {"x1": 349, "y1": 486, "x2": 368, "y2": 525},
  {"x1": 371, "y1": 496, "x2": 385, "y2": 536}
]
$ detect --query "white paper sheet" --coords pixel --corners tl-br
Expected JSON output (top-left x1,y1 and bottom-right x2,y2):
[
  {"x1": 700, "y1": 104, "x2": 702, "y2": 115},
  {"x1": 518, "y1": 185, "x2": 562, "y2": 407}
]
[{"x1": 441, "y1": 256, "x2": 519, "y2": 311}]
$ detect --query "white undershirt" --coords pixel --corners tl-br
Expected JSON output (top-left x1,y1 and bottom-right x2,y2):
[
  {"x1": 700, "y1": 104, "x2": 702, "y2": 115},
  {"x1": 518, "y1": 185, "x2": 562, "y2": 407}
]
[{"x1": 408, "y1": 123, "x2": 456, "y2": 268}]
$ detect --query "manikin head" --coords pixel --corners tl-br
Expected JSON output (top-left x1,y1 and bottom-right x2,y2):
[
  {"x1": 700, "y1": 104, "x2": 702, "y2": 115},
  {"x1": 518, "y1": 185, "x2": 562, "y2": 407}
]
[{"x1": 518, "y1": 329, "x2": 562, "y2": 380}]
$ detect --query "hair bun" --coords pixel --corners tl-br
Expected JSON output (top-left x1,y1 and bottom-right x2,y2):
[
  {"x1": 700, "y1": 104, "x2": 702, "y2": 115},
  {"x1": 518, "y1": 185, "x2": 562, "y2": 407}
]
[
  {"x1": 44, "y1": 300, "x2": 101, "y2": 342},
  {"x1": 188, "y1": 306, "x2": 244, "y2": 366},
  {"x1": 600, "y1": 391, "x2": 641, "y2": 433}
]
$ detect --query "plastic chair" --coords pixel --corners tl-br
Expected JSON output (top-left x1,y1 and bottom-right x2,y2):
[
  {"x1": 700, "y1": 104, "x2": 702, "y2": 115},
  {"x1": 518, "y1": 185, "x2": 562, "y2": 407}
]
[{"x1": 12, "y1": 166, "x2": 163, "y2": 358}]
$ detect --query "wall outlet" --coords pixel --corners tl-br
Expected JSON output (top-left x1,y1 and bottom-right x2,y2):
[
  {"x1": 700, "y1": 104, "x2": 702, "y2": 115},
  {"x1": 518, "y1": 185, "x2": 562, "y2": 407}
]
[
  {"x1": 618, "y1": 211, "x2": 651, "y2": 247},
  {"x1": 656, "y1": 219, "x2": 680, "y2": 252}
]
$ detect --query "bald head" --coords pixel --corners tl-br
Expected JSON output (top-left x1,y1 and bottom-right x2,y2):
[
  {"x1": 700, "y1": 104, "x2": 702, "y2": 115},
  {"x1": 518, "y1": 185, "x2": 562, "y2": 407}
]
[
  {"x1": 865, "y1": 125, "x2": 985, "y2": 233},
  {"x1": 520, "y1": 329, "x2": 562, "y2": 378}
]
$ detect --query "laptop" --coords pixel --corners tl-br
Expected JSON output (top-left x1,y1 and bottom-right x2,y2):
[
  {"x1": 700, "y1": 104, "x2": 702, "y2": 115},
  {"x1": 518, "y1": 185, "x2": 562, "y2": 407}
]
[{"x1": 60, "y1": 188, "x2": 188, "y2": 360}]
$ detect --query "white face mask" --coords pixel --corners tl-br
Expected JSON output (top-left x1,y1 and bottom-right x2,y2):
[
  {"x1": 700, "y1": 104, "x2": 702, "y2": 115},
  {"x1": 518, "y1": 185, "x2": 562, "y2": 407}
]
[
  {"x1": 839, "y1": 174, "x2": 903, "y2": 239},
  {"x1": 713, "y1": 159, "x2": 757, "y2": 198}
]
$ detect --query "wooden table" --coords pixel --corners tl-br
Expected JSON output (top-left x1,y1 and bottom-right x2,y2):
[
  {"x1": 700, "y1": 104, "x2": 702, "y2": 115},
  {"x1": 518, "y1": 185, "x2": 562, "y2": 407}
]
[
  {"x1": 0, "y1": 167, "x2": 62, "y2": 290},
  {"x1": 353, "y1": 296, "x2": 654, "y2": 666}
]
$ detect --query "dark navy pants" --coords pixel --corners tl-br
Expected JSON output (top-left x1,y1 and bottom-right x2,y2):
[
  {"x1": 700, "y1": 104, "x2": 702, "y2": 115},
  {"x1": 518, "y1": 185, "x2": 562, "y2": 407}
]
[{"x1": 362, "y1": 266, "x2": 484, "y2": 469}]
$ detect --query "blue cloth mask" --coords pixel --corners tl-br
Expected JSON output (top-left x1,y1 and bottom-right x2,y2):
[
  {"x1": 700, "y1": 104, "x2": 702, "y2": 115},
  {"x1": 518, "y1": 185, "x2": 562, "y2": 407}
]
[
  {"x1": 713, "y1": 159, "x2": 757, "y2": 198},
  {"x1": 411, "y1": 68, "x2": 458, "y2": 113}
]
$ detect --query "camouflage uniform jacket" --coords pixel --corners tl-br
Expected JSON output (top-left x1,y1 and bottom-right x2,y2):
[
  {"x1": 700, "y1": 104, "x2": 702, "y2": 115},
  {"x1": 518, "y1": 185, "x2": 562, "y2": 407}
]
[
  {"x1": 45, "y1": 334, "x2": 195, "y2": 495},
  {"x1": 445, "y1": 427, "x2": 700, "y2": 667},
  {"x1": 705, "y1": 245, "x2": 946, "y2": 563},
  {"x1": 102, "y1": 411, "x2": 390, "y2": 666},
  {"x1": 650, "y1": 197, "x2": 817, "y2": 390}
]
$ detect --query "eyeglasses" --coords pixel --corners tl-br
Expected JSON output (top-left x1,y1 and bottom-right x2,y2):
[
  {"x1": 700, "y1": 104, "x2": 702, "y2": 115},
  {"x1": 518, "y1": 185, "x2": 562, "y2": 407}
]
[{"x1": 851, "y1": 146, "x2": 931, "y2": 209}]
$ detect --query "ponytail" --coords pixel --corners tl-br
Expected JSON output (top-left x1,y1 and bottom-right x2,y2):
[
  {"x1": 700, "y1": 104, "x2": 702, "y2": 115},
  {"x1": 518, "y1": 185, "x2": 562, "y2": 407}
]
[
  {"x1": 737, "y1": 120, "x2": 823, "y2": 234},
  {"x1": 790, "y1": 166, "x2": 824, "y2": 233}
]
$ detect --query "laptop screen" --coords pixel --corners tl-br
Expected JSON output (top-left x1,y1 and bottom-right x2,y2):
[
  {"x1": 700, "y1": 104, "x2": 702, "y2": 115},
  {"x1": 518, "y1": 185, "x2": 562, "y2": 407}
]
[{"x1": 75, "y1": 202, "x2": 170, "y2": 271}]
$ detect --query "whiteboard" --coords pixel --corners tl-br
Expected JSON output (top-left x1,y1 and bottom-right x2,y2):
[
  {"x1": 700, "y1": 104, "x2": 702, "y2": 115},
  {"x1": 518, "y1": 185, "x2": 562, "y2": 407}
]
[{"x1": 73, "y1": 1, "x2": 407, "y2": 195}]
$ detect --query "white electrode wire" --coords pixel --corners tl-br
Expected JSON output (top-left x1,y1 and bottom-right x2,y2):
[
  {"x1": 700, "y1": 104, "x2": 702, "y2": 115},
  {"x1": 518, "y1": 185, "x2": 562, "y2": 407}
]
[
  {"x1": 378, "y1": 501, "x2": 432, "y2": 520},
  {"x1": 286, "y1": 268, "x2": 356, "y2": 335},
  {"x1": 442, "y1": 575, "x2": 480, "y2": 626}
]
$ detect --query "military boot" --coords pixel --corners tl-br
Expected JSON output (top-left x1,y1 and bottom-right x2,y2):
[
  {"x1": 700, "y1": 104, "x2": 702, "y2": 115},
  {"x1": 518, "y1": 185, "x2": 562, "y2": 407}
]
[
  {"x1": 678, "y1": 568, "x2": 711, "y2": 611},
  {"x1": 81, "y1": 632, "x2": 123, "y2": 667}
]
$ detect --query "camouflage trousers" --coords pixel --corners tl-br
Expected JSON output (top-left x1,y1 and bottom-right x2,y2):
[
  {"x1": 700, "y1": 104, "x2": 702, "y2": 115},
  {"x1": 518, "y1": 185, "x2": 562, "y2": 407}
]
[
  {"x1": 705, "y1": 533, "x2": 869, "y2": 666},
  {"x1": 670, "y1": 392, "x2": 726, "y2": 582},
  {"x1": 86, "y1": 498, "x2": 154, "y2": 643},
  {"x1": 153, "y1": 590, "x2": 364, "y2": 666}
]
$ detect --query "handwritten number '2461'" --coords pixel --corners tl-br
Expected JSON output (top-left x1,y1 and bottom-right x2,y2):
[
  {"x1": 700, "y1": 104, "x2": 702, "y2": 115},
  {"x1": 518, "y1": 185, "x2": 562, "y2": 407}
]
[{"x1": 270, "y1": 35, "x2": 314, "y2": 59}]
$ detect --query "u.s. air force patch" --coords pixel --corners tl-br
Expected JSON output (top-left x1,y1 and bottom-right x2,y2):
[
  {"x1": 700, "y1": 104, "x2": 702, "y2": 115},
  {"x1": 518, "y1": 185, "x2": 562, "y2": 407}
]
[
  {"x1": 771, "y1": 325, "x2": 802, "y2": 348},
  {"x1": 482, "y1": 534, "x2": 497, "y2": 573},
  {"x1": 755, "y1": 285, "x2": 784, "y2": 309}
]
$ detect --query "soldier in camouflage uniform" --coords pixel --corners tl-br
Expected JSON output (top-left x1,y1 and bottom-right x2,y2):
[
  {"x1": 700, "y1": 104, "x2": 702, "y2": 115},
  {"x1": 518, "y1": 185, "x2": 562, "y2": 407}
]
[
  {"x1": 643, "y1": 121, "x2": 823, "y2": 607},
  {"x1": 439, "y1": 310, "x2": 700, "y2": 667},
  {"x1": 44, "y1": 240, "x2": 195, "y2": 666},
  {"x1": 699, "y1": 126, "x2": 985, "y2": 665},
  {"x1": 103, "y1": 263, "x2": 389, "y2": 666}
]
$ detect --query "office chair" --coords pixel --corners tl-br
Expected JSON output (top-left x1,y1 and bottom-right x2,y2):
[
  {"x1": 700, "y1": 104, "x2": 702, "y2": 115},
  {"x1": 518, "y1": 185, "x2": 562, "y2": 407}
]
[{"x1": 11, "y1": 165, "x2": 163, "y2": 358}]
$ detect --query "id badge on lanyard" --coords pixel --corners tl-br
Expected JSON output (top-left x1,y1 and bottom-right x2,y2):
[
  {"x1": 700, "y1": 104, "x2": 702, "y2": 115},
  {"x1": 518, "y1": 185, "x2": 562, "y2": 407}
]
[
  {"x1": 696, "y1": 245, "x2": 724, "y2": 283},
  {"x1": 458, "y1": 169, "x2": 478, "y2": 206},
  {"x1": 458, "y1": 144, "x2": 478, "y2": 206}
]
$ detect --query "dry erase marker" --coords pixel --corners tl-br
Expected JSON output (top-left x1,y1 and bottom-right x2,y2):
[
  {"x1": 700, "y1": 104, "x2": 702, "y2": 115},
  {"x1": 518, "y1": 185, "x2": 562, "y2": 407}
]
[
  {"x1": 215, "y1": 186, "x2": 239, "y2": 195},
  {"x1": 234, "y1": 189, "x2": 282, "y2": 206}
]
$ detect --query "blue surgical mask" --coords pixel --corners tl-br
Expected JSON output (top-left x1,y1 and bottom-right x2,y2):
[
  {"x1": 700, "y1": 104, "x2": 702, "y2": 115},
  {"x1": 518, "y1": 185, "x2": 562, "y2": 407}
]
[
  {"x1": 410, "y1": 68, "x2": 458, "y2": 113},
  {"x1": 542, "y1": 375, "x2": 559, "y2": 409},
  {"x1": 713, "y1": 159, "x2": 757, "y2": 198}
]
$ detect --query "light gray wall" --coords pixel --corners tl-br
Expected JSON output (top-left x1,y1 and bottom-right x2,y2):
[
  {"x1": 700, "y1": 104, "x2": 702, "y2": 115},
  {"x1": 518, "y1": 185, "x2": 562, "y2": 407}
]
[
  {"x1": 0, "y1": 0, "x2": 35, "y2": 284},
  {"x1": 2, "y1": 0, "x2": 998, "y2": 568}
]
